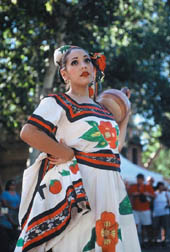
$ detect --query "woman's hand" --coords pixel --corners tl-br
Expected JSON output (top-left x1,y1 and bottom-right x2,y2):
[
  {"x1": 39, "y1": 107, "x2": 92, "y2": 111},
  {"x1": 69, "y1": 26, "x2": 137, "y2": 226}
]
[{"x1": 47, "y1": 139, "x2": 74, "y2": 165}]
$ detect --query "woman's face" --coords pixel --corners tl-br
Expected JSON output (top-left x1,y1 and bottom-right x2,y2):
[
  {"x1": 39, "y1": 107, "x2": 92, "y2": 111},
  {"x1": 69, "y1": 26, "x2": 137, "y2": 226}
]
[{"x1": 61, "y1": 49, "x2": 95, "y2": 89}]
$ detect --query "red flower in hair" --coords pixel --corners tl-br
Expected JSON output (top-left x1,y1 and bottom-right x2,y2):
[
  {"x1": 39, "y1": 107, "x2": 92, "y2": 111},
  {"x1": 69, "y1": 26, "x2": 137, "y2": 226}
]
[{"x1": 91, "y1": 53, "x2": 106, "y2": 72}]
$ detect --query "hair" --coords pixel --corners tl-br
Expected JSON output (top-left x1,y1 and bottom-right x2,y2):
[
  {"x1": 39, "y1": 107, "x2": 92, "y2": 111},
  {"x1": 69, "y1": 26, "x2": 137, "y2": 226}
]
[
  {"x1": 5, "y1": 179, "x2": 16, "y2": 191},
  {"x1": 136, "y1": 173, "x2": 144, "y2": 180},
  {"x1": 156, "y1": 181, "x2": 164, "y2": 189}
]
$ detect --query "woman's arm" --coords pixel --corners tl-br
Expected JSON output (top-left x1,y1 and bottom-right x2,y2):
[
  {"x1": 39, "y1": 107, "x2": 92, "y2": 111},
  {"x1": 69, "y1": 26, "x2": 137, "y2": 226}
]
[
  {"x1": 20, "y1": 124, "x2": 74, "y2": 163},
  {"x1": 118, "y1": 111, "x2": 131, "y2": 152}
]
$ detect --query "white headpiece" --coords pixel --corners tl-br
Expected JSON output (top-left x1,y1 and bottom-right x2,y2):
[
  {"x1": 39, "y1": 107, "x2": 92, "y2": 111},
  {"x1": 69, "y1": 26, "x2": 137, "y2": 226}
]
[{"x1": 53, "y1": 45, "x2": 78, "y2": 67}]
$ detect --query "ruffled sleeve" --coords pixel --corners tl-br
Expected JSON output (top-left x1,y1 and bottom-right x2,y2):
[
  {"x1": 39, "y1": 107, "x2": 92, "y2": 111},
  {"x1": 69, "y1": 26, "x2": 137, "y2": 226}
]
[{"x1": 27, "y1": 96, "x2": 63, "y2": 139}]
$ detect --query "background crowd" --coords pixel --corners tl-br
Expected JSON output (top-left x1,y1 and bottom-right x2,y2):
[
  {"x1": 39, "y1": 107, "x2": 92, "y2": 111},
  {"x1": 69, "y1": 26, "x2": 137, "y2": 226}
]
[
  {"x1": 0, "y1": 179, "x2": 21, "y2": 252},
  {"x1": 1, "y1": 174, "x2": 170, "y2": 251},
  {"x1": 127, "y1": 174, "x2": 170, "y2": 249}
]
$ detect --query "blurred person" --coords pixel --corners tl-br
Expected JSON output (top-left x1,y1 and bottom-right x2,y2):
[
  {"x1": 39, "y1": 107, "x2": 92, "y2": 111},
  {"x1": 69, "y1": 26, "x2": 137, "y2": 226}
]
[
  {"x1": 0, "y1": 178, "x2": 20, "y2": 252},
  {"x1": 146, "y1": 176, "x2": 155, "y2": 190},
  {"x1": 152, "y1": 182, "x2": 170, "y2": 246},
  {"x1": 1, "y1": 179, "x2": 21, "y2": 228},
  {"x1": 128, "y1": 173, "x2": 155, "y2": 248},
  {"x1": 1, "y1": 179, "x2": 21, "y2": 250}
]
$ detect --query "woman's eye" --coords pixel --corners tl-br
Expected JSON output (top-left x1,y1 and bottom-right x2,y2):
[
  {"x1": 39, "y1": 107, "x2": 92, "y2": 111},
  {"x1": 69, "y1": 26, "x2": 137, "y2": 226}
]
[
  {"x1": 85, "y1": 58, "x2": 91, "y2": 63},
  {"x1": 71, "y1": 60, "x2": 78, "y2": 65}
]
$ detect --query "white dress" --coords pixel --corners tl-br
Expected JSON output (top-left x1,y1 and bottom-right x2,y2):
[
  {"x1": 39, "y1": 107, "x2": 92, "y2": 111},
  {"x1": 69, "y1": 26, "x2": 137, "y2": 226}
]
[{"x1": 15, "y1": 93, "x2": 141, "y2": 252}]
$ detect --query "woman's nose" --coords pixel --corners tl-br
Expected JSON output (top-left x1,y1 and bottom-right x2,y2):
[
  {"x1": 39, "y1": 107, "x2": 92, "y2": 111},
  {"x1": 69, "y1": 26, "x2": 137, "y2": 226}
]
[{"x1": 80, "y1": 61, "x2": 87, "y2": 69}]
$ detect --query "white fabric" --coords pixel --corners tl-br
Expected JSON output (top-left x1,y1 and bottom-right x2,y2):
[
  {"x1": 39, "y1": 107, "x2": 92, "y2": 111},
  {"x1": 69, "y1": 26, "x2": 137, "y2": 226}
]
[
  {"x1": 15, "y1": 94, "x2": 141, "y2": 252},
  {"x1": 153, "y1": 191, "x2": 170, "y2": 217}
]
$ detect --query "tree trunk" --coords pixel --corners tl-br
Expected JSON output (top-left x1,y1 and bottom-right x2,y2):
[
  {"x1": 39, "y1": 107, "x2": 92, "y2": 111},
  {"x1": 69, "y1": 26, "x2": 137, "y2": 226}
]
[
  {"x1": 145, "y1": 145, "x2": 163, "y2": 169},
  {"x1": 41, "y1": 57, "x2": 57, "y2": 96}
]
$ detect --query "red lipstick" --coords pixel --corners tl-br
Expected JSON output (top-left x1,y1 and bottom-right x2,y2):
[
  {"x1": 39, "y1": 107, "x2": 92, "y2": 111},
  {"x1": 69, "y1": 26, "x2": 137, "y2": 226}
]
[{"x1": 81, "y1": 71, "x2": 89, "y2": 77}]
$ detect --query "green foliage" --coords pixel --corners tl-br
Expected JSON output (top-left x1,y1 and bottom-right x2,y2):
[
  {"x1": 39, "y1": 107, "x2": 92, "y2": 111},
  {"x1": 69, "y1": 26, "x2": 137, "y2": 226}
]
[
  {"x1": 141, "y1": 126, "x2": 170, "y2": 178},
  {"x1": 0, "y1": 0, "x2": 170, "y2": 152},
  {"x1": 151, "y1": 149, "x2": 170, "y2": 178}
]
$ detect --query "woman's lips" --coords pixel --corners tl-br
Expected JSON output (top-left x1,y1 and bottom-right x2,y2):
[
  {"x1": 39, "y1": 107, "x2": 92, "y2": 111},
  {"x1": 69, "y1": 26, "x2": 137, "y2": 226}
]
[{"x1": 80, "y1": 72, "x2": 89, "y2": 77}]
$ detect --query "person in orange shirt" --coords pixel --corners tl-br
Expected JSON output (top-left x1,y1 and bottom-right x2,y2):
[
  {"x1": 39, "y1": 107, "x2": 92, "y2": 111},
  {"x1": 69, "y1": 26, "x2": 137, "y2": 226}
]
[{"x1": 128, "y1": 173, "x2": 155, "y2": 247}]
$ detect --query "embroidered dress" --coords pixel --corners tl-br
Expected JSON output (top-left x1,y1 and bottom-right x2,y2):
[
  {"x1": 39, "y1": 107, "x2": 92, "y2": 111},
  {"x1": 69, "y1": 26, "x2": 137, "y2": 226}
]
[{"x1": 15, "y1": 93, "x2": 141, "y2": 252}]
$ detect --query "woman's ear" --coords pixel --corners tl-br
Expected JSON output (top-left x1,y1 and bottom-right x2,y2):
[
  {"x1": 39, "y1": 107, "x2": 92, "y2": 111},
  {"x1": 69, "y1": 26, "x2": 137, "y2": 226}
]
[{"x1": 60, "y1": 68, "x2": 68, "y2": 83}]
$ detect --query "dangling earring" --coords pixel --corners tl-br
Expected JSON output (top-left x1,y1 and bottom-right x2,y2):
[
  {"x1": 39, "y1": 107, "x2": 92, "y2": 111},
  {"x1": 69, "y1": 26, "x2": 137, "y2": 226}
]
[{"x1": 88, "y1": 80, "x2": 96, "y2": 100}]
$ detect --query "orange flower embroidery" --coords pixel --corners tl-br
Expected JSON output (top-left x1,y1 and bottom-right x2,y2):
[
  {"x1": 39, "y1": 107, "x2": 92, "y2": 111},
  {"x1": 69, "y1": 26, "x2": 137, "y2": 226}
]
[
  {"x1": 96, "y1": 211, "x2": 119, "y2": 252},
  {"x1": 98, "y1": 121, "x2": 118, "y2": 149},
  {"x1": 69, "y1": 160, "x2": 79, "y2": 174}
]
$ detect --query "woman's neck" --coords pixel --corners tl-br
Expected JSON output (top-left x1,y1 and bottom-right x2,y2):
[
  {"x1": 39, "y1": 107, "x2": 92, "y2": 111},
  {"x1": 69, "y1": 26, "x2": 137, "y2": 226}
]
[
  {"x1": 67, "y1": 87, "x2": 89, "y2": 97},
  {"x1": 66, "y1": 89, "x2": 95, "y2": 104}
]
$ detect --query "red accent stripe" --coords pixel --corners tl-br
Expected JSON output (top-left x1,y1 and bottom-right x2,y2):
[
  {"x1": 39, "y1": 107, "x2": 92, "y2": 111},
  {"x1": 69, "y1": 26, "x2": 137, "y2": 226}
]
[
  {"x1": 49, "y1": 94, "x2": 114, "y2": 119},
  {"x1": 23, "y1": 210, "x2": 72, "y2": 249},
  {"x1": 28, "y1": 116, "x2": 52, "y2": 132},
  {"x1": 23, "y1": 182, "x2": 86, "y2": 249},
  {"x1": 26, "y1": 181, "x2": 83, "y2": 231}
]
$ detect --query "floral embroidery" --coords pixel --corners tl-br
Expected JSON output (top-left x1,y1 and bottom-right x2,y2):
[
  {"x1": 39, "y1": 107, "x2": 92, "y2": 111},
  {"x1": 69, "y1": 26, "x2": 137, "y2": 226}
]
[
  {"x1": 49, "y1": 179, "x2": 62, "y2": 194},
  {"x1": 80, "y1": 121, "x2": 108, "y2": 148},
  {"x1": 98, "y1": 121, "x2": 118, "y2": 149},
  {"x1": 69, "y1": 160, "x2": 79, "y2": 174},
  {"x1": 96, "y1": 211, "x2": 119, "y2": 252},
  {"x1": 119, "y1": 195, "x2": 133, "y2": 215}
]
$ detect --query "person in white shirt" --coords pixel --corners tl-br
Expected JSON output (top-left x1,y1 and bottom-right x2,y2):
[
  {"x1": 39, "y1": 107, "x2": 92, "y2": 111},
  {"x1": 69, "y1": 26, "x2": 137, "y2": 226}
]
[{"x1": 153, "y1": 182, "x2": 170, "y2": 245}]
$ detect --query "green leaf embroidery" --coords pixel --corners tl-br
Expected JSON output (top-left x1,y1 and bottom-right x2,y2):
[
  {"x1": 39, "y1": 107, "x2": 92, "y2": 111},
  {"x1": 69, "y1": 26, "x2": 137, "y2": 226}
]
[
  {"x1": 115, "y1": 125, "x2": 119, "y2": 136},
  {"x1": 83, "y1": 227, "x2": 96, "y2": 251},
  {"x1": 70, "y1": 159, "x2": 78, "y2": 167},
  {"x1": 86, "y1": 121, "x2": 99, "y2": 127},
  {"x1": 16, "y1": 238, "x2": 24, "y2": 247},
  {"x1": 119, "y1": 195, "x2": 133, "y2": 215},
  {"x1": 80, "y1": 121, "x2": 108, "y2": 148},
  {"x1": 59, "y1": 169, "x2": 70, "y2": 176}
]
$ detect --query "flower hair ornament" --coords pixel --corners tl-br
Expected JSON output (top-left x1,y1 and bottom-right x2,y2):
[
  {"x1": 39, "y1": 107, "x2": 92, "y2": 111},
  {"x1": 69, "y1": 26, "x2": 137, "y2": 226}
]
[
  {"x1": 89, "y1": 52, "x2": 106, "y2": 100},
  {"x1": 53, "y1": 45, "x2": 106, "y2": 100}
]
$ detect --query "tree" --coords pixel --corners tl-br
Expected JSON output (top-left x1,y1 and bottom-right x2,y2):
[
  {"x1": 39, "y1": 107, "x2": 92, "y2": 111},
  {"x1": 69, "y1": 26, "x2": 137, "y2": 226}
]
[{"x1": 0, "y1": 0, "x2": 170, "y2": 151}]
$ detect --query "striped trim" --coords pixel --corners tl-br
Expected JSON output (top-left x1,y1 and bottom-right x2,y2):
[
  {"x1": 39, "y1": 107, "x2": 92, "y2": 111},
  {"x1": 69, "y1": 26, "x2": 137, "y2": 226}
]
[
  {"x1": 21, "y1": 158, "x2": 52, "y2": 230},
  {"x1": 75, "y1": 150, "x2": 121, "y2": 171},
  {"x1": 22, "y1": 179, "x2": 89, "y2": 251},
  {"x1": 27, "y1": 114, "x2": 57, "y2": 140},
  {"x1": 48, "y1": 93, "x2": 115, "y2": 122}
]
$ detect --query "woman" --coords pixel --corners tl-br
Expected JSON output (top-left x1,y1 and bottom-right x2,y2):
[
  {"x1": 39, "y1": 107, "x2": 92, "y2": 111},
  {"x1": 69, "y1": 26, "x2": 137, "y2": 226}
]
[{"x1": 15, "y1": 45, "x2": 141, "y2": 252}]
